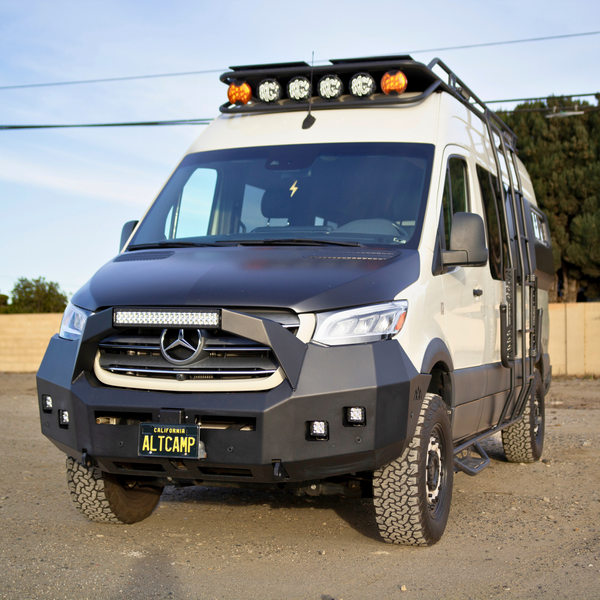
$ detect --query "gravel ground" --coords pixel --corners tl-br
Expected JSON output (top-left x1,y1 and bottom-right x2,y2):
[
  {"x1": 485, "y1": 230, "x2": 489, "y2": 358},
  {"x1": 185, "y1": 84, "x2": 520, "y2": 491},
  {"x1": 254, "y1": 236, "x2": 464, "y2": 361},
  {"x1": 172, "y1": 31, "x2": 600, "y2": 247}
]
[{"x1": 0, "y1": 373, "x2": 598, "y2": 600}]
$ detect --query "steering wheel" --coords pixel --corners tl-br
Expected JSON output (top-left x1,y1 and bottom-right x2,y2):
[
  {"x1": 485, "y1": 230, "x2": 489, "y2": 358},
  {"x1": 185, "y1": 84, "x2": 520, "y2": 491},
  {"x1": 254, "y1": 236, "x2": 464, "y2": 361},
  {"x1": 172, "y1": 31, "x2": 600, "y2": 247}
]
[{"x1": 391, "y1": 222, "x2": 408, "y2": 238}]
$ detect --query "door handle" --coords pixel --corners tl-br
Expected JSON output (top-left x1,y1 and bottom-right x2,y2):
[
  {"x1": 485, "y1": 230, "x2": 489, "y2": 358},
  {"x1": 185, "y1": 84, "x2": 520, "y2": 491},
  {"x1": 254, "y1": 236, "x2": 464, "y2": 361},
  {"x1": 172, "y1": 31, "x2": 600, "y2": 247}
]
[{"x1": 473, "y1": 288, "x2": 483, "y2": 297}]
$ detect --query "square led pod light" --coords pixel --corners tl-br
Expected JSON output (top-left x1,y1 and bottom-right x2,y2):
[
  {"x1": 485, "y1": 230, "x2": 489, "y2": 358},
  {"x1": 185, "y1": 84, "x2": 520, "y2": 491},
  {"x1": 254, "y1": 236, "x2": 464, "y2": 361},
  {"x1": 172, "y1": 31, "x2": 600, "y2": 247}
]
[
  {"x1": 346, "y1": 406, "x2": 366, "y2": 425},
  {"x1": 308, "y1": 420, "x2": 328, "y2": 439},
  {"x1": 58, "y1": 410, "x2": 70, "y2": 428},
  {"x1": 42, "y1": 395, "x2": 53, "y2": 413}
]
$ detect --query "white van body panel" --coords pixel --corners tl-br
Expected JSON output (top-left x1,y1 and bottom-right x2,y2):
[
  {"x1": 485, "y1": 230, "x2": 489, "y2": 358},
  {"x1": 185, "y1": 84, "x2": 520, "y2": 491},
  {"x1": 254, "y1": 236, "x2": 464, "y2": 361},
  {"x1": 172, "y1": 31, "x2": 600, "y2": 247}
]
[{"x1": 188, "y1": 95, "x2": 440, "y2": 154}]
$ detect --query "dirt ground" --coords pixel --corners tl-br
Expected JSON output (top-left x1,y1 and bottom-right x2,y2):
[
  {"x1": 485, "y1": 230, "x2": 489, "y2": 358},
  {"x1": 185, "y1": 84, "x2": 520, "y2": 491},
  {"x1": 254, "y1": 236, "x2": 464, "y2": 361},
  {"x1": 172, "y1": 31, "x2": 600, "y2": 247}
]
[{"x1": 0, "y1": 374, "x2": 598, "y2": 600}]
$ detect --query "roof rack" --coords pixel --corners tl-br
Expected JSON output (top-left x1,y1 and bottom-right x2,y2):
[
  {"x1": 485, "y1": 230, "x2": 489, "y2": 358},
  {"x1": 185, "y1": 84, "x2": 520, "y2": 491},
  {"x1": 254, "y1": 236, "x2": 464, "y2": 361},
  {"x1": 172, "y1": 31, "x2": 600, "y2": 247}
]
[
  {"x1": 426, "y1": 58, "x2": 518, "y2": 151},
  {"x1": 218, "y1": 56, "x2": 518, "y2": 149}
]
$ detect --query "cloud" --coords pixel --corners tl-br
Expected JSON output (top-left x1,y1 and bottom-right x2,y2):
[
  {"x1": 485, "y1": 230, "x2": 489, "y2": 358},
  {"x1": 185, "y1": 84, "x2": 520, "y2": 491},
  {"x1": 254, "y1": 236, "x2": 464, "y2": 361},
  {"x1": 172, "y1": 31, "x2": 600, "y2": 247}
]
[{"x1": 0, "y1": 152, "x2": 161, "y2": 205}]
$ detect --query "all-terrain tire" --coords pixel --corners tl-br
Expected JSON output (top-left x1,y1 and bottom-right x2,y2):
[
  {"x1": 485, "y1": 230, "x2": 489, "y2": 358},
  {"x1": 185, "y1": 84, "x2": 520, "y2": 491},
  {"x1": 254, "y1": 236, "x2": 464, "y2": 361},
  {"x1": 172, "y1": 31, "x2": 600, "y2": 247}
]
[
  {"x1": 372, "y1": 393, "x2": 453, "y2": 546},
  {"x1": 66, "y1": 457, "x2": 163, "y2": 524},
  {"x1": 502, "y1": 370, "x2": 545, "y2": 463}
]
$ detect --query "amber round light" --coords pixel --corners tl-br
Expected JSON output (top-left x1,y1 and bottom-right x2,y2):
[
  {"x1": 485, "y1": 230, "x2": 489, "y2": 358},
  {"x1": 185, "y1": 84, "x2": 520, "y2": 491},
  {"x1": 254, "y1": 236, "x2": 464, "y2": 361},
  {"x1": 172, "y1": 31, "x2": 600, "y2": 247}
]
[
  {"x1": 381, "y1": 70, "x2": 408, "y2": 95},
  {"x1": 227, "y1": 81, "x2": 252, "y2": 105}
]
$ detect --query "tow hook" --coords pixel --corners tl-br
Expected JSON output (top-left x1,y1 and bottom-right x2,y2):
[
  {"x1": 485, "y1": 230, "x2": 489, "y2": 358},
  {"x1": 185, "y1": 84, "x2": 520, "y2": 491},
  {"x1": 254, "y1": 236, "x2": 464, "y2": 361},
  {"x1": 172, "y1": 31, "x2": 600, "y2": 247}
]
[
  {"x1": 273, "y1": 460, "x2": 289, "y2": 480},
  {"x1": 81, "y1": 451, "x2": 97, "y2": 468}
]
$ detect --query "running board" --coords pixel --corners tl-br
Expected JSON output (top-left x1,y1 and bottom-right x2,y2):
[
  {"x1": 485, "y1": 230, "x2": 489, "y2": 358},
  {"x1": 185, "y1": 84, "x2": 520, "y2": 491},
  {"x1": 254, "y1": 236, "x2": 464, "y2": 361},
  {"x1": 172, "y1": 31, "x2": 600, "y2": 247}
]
[{"x1": 454, "y1": 442, "x2": 490, "y2": 476}]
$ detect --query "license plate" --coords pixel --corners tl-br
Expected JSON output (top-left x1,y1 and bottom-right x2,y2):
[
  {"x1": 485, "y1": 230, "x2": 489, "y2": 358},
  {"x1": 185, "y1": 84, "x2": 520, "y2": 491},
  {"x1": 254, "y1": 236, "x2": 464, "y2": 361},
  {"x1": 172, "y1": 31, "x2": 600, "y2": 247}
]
[{"x1": 139, "y1": 423, "x2": 202, "y2": 459}]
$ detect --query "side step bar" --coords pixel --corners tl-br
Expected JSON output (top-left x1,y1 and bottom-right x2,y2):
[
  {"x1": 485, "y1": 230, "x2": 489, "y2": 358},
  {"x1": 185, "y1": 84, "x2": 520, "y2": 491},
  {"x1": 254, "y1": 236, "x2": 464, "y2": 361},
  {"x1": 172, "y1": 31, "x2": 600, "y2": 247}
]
[{"x1": 454, "y1": 442, "x2": 490, "y2": 476}]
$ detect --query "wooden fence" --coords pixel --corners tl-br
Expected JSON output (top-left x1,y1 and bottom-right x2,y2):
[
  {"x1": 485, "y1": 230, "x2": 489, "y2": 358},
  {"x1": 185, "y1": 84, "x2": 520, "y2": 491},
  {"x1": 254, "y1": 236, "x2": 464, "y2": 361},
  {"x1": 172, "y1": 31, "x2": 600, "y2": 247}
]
[{"x1": 548, "y1": 303, "x2": 600, "y2": 376}]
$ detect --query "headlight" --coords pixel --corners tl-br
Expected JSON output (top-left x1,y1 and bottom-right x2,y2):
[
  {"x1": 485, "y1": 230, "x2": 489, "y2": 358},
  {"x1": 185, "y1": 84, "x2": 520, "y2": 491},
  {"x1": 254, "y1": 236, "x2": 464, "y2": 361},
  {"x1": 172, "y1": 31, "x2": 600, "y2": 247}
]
[
  {"x1": 59, "y1": 302, "x2": 92, "y2": 341},
  {"x1": 313, "y1": 301, "x2": 408, "y2": 346}
]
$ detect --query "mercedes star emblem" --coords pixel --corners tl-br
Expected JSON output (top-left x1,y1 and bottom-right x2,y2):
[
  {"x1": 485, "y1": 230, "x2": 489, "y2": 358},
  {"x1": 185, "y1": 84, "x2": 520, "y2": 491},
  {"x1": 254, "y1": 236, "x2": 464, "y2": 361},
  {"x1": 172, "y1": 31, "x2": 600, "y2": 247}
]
[{"x1": 160, "y1": 328, "x2": 205, "y2": 365}]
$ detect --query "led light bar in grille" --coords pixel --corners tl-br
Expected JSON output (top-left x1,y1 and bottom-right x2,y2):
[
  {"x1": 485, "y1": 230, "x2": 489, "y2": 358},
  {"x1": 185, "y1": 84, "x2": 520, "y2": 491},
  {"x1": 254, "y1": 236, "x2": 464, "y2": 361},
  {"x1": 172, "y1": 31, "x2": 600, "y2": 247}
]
[{"x1": 113, "y1": 309, "x2": 220, "y2": 328}]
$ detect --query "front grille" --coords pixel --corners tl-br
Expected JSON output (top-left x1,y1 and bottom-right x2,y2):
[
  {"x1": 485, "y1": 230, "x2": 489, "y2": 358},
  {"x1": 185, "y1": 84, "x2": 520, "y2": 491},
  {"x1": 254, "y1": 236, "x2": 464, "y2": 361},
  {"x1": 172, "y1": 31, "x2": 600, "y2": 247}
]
[{"x1": 98, "y1": 309, "x2": 299, "y2": 382}]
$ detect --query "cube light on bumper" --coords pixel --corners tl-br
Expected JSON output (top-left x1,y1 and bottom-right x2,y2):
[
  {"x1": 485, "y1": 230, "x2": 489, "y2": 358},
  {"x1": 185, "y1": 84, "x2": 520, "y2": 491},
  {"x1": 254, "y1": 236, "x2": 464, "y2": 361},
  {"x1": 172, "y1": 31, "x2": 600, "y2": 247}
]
[
  {"x1": 42, "y1": 395, "x2": 53, "y2": 413},
  {"x1": 309, "y1": 420, "x2": 329, "y2": 439},
  {"x1": 346, "y1": 406, "x2": 366, "y2": 425},
  {"x1": 58, "y1": 410, "x2": 70, "y2": 428}
]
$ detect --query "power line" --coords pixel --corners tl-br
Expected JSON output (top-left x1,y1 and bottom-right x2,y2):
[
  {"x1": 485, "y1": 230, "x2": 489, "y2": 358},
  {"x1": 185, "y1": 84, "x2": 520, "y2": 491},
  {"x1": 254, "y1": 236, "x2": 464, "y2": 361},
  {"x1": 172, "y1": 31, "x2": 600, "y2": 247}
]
[
  {"x1": 486, "y1": 92, "x2": 598, "y2": 104},
  {"x1": 2, "y1": 90, "x2": 598, "y2": 131},
  {"x1": 0, "y1": 118, "x2": 213, "y2": 130},
  {"x1": 0, "y1": 69, "x2": 224, "y2": 91},
  {"x1": 403, "y1": 30, "x2": 600, "y2": 55},
  {"x1": 2, "y1": 30, "x2": 599, "y2": 92},
  {"x1": 498, "y1": 106, "x2": 600, "y2": 115}
]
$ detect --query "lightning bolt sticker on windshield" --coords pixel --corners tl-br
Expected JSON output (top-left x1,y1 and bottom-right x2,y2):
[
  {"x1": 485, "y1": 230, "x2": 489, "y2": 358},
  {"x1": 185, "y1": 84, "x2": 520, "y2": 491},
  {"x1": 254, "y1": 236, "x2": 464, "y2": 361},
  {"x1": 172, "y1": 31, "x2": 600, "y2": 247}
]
[{"x1": 290, "y1": 180, "x2": 299, "y2": 197}]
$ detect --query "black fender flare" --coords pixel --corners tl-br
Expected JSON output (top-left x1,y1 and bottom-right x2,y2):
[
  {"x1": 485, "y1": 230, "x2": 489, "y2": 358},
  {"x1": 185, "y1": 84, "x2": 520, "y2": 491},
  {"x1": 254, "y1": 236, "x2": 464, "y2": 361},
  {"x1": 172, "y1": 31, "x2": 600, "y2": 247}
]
[{"x1": 420, "y1": 338, "x2": 454, "y2": 375}]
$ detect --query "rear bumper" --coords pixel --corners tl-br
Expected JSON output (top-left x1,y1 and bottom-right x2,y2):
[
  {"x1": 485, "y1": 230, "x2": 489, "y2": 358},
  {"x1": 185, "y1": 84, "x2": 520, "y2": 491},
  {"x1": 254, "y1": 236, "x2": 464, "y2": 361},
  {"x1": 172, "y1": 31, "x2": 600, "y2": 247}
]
[{"x1": 37, "y1": 334, "x2": 429, "y2": 485}]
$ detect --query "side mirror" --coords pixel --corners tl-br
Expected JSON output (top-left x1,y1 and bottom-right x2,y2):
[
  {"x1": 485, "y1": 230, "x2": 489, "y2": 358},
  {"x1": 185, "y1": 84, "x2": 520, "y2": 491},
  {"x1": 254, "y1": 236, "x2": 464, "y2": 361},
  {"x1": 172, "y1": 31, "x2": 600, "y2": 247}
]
[
  {"x1": 442, "y1": 212, "x2": 488, "y2": 268},
  {"x1": 120, "y1": 220, "x2": 139, "y2": 252}
]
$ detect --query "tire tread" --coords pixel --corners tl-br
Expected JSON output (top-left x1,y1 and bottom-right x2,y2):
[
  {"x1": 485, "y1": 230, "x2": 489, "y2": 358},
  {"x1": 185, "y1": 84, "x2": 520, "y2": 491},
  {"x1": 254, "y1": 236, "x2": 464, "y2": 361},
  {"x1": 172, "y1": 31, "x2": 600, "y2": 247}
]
[{"x1": 372, "y1": 393, "x2": 452, "y2": 546}]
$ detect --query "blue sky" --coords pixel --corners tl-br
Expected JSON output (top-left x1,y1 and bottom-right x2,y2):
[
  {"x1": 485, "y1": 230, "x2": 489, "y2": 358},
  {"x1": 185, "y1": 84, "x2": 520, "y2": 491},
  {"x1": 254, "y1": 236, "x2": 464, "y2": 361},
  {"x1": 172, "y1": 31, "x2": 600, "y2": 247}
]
[{"x1": 0, "y1": 0, "x2": 598, "y2": 299}]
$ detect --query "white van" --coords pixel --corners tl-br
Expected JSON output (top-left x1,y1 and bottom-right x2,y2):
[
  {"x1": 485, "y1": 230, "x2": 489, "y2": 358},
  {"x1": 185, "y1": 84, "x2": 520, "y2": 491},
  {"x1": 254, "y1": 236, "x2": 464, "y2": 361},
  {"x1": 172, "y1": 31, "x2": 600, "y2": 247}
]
[{"x1": 37, "y1": 56, "x2": 554, "y2": 545}]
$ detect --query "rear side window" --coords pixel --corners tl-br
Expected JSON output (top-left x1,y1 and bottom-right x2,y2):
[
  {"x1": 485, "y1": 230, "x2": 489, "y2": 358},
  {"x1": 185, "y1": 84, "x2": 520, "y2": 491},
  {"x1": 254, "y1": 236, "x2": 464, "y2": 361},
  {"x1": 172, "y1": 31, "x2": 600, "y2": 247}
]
[
  {"x1": 531, "y1": 209, "x2": 549, "y2": 245},
  {"x1": 441, "y1": 156, "x2": 470, "y2": 249}
]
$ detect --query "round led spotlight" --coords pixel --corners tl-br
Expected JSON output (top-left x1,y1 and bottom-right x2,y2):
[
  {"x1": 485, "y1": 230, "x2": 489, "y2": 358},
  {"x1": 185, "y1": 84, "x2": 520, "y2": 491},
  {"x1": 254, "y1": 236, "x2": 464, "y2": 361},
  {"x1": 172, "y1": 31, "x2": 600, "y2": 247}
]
[
  {"x1": 349, "y1": 72, "x2": 376, "y2": 98},
  {"x1": 287, "y1": 76, "x2": 311, "y2": 102},
  {"x1": 381, "y1": 70, "x2": 408, "y2": 95},
  {"x1": 227, "y1": 80, "x2": 252, "y2": 105},
  {"x1": 318, "y1": 74, "x2": 343, "y2": 100},
  {"x1": 257, "y1": 78, "x2": 282, "y2": 103}
]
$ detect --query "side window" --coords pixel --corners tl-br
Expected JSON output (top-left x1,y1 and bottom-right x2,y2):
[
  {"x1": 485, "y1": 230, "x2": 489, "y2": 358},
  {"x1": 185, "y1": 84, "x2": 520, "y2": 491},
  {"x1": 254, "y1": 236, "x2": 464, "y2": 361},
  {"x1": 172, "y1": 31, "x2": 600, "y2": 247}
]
[
  {"x1": 509, "y1": 152, "x2": 521, "y2": 192},
  {"x1": 441, "y1": 156, "x2": 470, "y2": 249},
  {"x1": 531, "y1": 210, "x2": 549, "y2": 245},
  {"x1": 173, "y1": 168, "x2": 217, "y2": 239},
  {"x1": 477, "y1": 165, "x2": 504, "y2": 280}
]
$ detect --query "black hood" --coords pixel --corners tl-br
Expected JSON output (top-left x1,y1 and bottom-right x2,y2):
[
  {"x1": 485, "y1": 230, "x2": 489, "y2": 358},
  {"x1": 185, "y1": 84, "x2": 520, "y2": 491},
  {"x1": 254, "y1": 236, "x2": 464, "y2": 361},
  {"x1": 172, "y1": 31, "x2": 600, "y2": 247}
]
[{"x1": 72, "y1": 246, "x2": 420, "y2": 313}]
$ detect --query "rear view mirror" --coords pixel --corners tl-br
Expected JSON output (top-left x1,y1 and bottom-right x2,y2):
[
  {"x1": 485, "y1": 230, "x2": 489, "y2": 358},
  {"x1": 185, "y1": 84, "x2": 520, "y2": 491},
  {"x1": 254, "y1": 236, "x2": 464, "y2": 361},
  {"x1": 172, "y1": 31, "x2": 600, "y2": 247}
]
[
  {"x1": 443, "y1": 212, "x2": 488, "y2": 268},
  {"x1": 120, "y1": 221, "x2": 139, "y2": 252}
]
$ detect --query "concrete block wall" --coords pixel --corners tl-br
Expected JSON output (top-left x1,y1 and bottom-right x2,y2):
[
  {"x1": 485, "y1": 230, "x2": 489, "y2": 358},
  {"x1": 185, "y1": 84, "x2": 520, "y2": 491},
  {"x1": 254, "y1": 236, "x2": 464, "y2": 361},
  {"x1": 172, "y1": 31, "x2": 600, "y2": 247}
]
[{"x1": 0, "y1": 306, "x2": 599, "y2": 375}]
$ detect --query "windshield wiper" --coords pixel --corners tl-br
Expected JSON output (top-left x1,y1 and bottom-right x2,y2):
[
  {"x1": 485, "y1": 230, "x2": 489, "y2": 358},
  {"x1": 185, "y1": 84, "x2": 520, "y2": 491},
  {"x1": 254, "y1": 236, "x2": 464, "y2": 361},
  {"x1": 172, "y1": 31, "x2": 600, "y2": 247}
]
[
  {"x1": 127, "y1": 241, "x2": 221, "y2": 250},
  {"x1": 230, "y1": 238, "x2": 363, "y2": 247},
  {"x1": 128, "y1": 238, "x2": 363, "y2": 250}
]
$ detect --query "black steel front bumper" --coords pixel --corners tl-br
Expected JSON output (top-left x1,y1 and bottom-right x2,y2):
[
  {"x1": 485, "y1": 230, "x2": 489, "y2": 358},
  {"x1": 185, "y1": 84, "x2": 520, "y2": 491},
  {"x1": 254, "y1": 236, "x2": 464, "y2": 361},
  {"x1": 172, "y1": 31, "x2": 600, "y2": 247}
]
[{"x1": 37, "y1": 310, "x2": 429, "y2": 485}]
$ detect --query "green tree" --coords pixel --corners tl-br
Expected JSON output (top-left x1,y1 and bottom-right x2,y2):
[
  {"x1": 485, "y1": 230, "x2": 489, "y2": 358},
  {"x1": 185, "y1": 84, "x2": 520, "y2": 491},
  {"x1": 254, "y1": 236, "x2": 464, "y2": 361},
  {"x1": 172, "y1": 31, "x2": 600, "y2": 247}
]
[
  {"x1": 9, "y1": 277, "x2": 68, "y2": 313},
  {"x1": 503, "y1": 95, "x2": 600, "y2": 301}
]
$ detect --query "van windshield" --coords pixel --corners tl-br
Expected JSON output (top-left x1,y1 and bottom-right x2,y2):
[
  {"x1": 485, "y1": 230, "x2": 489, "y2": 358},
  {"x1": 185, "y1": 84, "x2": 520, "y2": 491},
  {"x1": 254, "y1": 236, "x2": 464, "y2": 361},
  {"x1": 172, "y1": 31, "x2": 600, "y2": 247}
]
[{"x1": 129, "y1": 143, "x2": 434, "y2": 249}]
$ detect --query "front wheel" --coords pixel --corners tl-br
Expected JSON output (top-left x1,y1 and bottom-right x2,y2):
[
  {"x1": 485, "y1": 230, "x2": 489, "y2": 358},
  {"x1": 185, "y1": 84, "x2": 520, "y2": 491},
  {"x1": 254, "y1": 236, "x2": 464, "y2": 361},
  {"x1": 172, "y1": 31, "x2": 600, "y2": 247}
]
[
  {"x1": 372, "y1": 393, "x2": 454, "y2": 546},
  {"x1": 66, "y1": 457, "x2": 163, "y2": 524}
]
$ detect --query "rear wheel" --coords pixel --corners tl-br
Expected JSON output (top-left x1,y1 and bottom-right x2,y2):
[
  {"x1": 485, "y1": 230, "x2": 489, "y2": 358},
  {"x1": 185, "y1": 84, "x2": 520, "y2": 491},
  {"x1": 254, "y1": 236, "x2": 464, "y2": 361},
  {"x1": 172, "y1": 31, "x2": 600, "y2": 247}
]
[
  {"x1": 372, "y1": 393, "x2": 453, "y2": 546},
  {"x1": 66, "y1": 457, "x2": 163, "y2": 524},
  {"x1": 502, "y1": 370, "x2": 545, "y2": 463}
]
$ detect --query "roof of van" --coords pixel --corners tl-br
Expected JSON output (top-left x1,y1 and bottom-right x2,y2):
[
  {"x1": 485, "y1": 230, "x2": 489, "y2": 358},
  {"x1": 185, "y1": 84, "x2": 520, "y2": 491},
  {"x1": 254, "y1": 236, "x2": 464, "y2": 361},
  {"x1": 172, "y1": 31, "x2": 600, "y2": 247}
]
[{"x1": 188, "y1": 94, "x2": 442, "y2": 153}]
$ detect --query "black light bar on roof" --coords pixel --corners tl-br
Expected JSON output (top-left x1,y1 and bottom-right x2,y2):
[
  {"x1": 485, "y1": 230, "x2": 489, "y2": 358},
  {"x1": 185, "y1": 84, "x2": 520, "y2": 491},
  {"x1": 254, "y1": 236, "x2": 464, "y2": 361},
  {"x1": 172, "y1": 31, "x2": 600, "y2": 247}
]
[{"x1": 219, "y1": 57, "x2": 442, "y2": 115}]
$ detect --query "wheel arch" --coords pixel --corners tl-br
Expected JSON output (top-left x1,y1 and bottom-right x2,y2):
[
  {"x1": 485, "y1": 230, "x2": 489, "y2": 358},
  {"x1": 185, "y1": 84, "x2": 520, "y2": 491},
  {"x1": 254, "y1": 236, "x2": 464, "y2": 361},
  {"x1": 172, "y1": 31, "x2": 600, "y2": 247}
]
[{"x1": 421, "y1": 338, "x2": 454, "y2": 408}]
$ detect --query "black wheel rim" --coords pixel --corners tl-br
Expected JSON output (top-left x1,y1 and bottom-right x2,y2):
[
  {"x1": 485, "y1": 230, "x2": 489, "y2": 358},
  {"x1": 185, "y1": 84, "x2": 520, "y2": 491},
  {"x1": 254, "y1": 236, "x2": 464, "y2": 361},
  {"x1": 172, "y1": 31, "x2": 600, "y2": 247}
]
[{"x1": 532, "y1": 386, "x2": 544, "y2": 448}]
